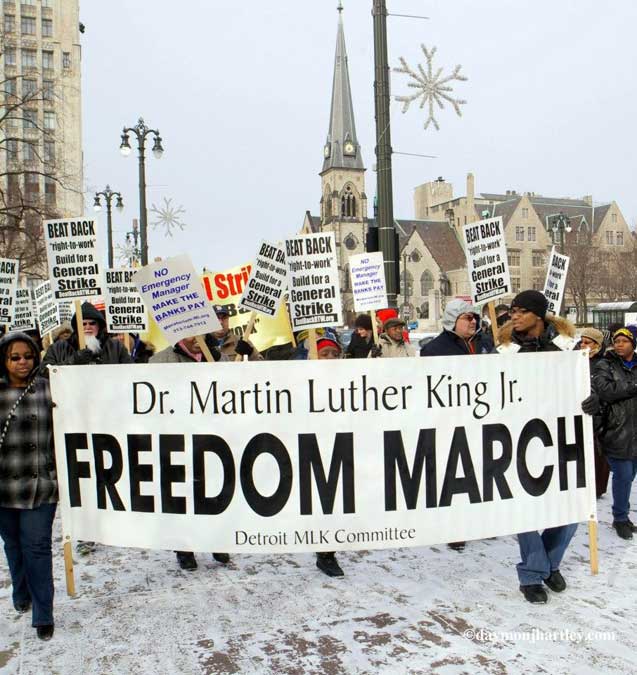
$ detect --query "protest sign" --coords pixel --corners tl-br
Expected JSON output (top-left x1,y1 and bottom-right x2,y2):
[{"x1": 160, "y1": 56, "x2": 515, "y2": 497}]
[
  {"x1": 134, "y1": 254, "x2": 220, "y2": 345},
  {"x1": 543, "y1": 247, "x2": 570, "y2": 314},
  {"x1": 238, "y1": 241, "x2": 287, "y2": 317},
  {"x1": 104, "y1": 268, "x2": 148, "y2": 333},
  {"x1": 34, "y1": 280, "x2": 60, "y2": 336},
  {"x1": 43, "y1": 218, "x2": 102, "y2": 300},
  {"x1": 0, "y1": 258, "x2": 19, "y2": 325},
  {"x1": 285, "y1": 232, "x2": 342, "y2": 330},
  {"x1": 10, "y1": 287, "x2": 37, "y2": 331},
  {"x1": 462, "y1": 217, "x2": 511, "y2": 305},
  {"x1": 349, "y1": 251, "x2": 387, "y2": 312},
  {"x1": 201, "y1": 263, "x2": 294, "y2": 353},
  {"x1": 50, "y1": 351, "x2": 594, "y2": 555}
]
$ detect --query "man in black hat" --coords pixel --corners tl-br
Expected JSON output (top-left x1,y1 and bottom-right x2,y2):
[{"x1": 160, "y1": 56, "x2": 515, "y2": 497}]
[
  {"x1": 498, "y1": 290, "x2": 598, "y2": 603},
  {"x1": 211, "y1": 305, "x2": 263, "y2": 361}
]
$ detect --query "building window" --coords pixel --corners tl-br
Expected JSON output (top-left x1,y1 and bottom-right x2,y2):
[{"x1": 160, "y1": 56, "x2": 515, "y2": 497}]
[
  {"x1": 44, "y1": 176, "x2": 56, "y2": 205},
  {"x1": 6, "y1": 139, "x2": 18, "y2": 161},
  {"x1": 420, "y1": 270, "x2": 434, "y2": 295},
  {"x1": 22, "y1": 0, "x2": 36, "y2": 5},
  {"x1": 23, "y1": 140, "x2": 37, "y2": 161},
  {"x1": 42, "y1": 50, "x2": 54, "y2": 69},
  {"x1": 4, "y1": 77, "x2": 17, "y2": 97},
  {"x1": 22, "y1": 49, "x2": 37, "y2": 69},
  {"x1": 606, "y1": 231, "x2": 614, "y2": 245},
  {"x1": 532, "y1": 250, "x2": 544, "y2": 267},
  {"x1": 400, "y1": 271, "x2": 413, "y2": 298},
  {"x1": 343, "y1": 233, "x2": 357, "y2": 251},
  {"x1": 22, "y1": 78, "x2": 37, "y2": 97},
  {"x1": 410, "y1": 249, "x2": 421, "y2": 263},
  {"x1": 527, "y1": 226, "x2": 536, "y2": 242},
  {"x1": 23, "y1": 109, "x2": 37, "y2": 129},
  {"x1": 515, "y1": 226, "x2": 524, "y2": 242},
  {"x1": 522, "y1": 207, "x2": 529, "y2": 219},
  {"x1": 25, "y1": 173, "x2": 39, "y2": 196},
  {"x1": 21, "y1": 15, "x2": 35, "y2": 34},
  {"x1": 617, "y1": 231, "x2": 624, "y2": 246},
  {"x1": 532, "y1": 277, "x2": 543, "y2": 291},
  {"x1": 611, "y1": 213, "x2": 617, "y2": 224},
  {"x1": 340, "y1": 185, "x2": 356, "y2": 218},
  {"x1": 43, "y1": 79, "x2": 54, "y2": 102},
  {"x1": 43, "y1": 111, "x2": 55, "y2": 130},
  {"x1": 62, "y1": 51, "x2": 71, "y2": 69},
  {"x1": 4, "y1": 47, "x2": 17, "y2": 66},
  {"x1": 4, "y1": 14, "x2": 15, "y2": 32},
  {"x1": 43, "y1": 140, "x2": 54, "y2": 162},
  {"x1": 508, "y1": 250, "x2": 520, "y2": 267},
  {"x1": 41, "y1": 18, "x2": 52, "y2": 37},
  {"x1": 512, "y1": 277, "x2": 520, "y2": 293},
  {"x1": 42, "y1": 0, "x2": 53, "y2": 7}
]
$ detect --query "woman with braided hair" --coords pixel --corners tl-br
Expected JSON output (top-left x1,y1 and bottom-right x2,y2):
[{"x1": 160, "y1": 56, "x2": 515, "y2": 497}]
[{"x1": 0, "y1": 332, "x2": 56, "y2": 640}]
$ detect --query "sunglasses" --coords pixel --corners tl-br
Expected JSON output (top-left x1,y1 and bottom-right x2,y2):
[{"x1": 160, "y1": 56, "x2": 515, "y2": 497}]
[
  {"x1": 8, "y1": 354, "x2": 35, "y2": 362},
  {"x1": 83, "y1": 320, "x2": 98, "y2": 326}
]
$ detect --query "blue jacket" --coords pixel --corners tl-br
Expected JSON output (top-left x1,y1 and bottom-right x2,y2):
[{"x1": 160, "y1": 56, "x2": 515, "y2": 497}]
[{"x1": 420, "y1": 329, "x2": 492, "y2": 357}]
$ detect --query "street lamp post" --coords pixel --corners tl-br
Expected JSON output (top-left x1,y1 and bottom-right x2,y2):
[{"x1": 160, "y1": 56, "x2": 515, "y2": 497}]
[
  {"x1": 124, "y1": 219, "x2": 141, "y2": 267},
  {"x1": 551, "y1": 212, "x2": 572, "y2": 255},
  {"x1": 401, "y1": 252, "x2": 409, "y2": 318},
  {"x1": 93, "y1": 185, "x2": 124, "y2": 268},
  {"x1": 119, "y1": 117, "x2": 164, "y2": 266}
]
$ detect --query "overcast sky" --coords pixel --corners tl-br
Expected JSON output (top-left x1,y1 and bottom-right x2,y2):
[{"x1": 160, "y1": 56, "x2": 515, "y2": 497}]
[{"x1": 81, "y1": 0, "x2": 637, "y2": 271}]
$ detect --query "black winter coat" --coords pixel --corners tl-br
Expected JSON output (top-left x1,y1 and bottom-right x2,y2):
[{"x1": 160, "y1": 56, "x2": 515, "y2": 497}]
[
  {"x1": 345, "y1": 332, "x2": 373, "y2": 359},
  {"x1": 592, "y1": 350, "x2": 637, "y2": 460},
  {"x1": 420, "y1": 329, "x2": 492, "y2": 357}
]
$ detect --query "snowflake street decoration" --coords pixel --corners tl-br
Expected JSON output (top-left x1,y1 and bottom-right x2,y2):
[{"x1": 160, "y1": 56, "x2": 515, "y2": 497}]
[
  {"x1": 394, "y1": 45, "x2": 467, "y2": 131},
  {"x1": 115, "y1": 240, "x2": 137, "y2": 264},
  {"x1": 149, "y1": 198, "x2": 187, "y2": 237}
]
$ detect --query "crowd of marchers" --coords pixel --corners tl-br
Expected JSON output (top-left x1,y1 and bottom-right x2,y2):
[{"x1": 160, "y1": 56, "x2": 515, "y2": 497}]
[{"x1": 0, "y1": 289, "x2": 636, "y2": 641}]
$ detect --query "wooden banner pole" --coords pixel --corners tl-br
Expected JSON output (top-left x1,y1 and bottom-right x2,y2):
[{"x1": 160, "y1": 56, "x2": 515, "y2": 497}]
[
  {"x1": 195, "y1": 335, "x2": 215, "y2": 363},
  {"x1": 588, "y1": 520, "x2": 599, "y2": 575},
  {"x1": 235, "y1": 311, "x2": 258, "y2": 361},
  {"x1": 487, "y1": 301, "x2": 499, "y2": 346},
  {"x1": 370, "y1": 310, "x2": 379, "y2": 346},
  {"x1": 125, "y1": 333, "x2": 133, "y2": 356},
  {"x1": 63, "y1": 538, "x2": 76, "y2": 597},
  {"x1": 74, "y1": 300, "x2": 85, "y2": 350},
  {"x1": 308, "y1": 328, "x2": 318, "y2": 360}
]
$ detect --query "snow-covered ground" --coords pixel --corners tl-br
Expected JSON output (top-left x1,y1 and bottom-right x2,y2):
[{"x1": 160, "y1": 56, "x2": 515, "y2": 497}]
[{"x1": 1, "y1": 487, "x2": 635, "y2": 675}]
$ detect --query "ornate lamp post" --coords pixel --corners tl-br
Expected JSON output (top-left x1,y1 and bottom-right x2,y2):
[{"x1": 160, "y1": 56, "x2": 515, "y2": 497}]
[
  {"x1": 551, "y1": 212, "x2": 572, "y2": 254},
  {"x1": 119, "y1": 117, "x2": 164, "y2": 266},
  {"x1": 93, "y1": 185, "x2": 123, "y2": 268}
]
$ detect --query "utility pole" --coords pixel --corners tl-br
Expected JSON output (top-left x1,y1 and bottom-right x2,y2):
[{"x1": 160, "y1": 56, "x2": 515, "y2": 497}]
[{"x1": 372, "y1": 0, "x2": 398, "y2": 307}]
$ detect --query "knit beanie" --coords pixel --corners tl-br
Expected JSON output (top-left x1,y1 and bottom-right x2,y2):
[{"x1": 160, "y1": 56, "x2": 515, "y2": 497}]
[
  {"x1": 579, "y1": 327, "x2": 604, "y2": 347},
  {"x1": 354, "y1": 314, "x2": 373, "y2": 330},
  {"x1": 613, "y1": 327, "x2": 636, "y2": 348},
  {"x1": 510, "y1": 290, "x2": 549, "y2": 319}
]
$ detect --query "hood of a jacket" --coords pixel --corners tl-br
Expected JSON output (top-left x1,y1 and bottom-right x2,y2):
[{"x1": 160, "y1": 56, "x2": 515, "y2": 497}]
[
  {"x1": 499, "y1": 315, "x2": 575, "y2": 347},
  {"x1": 0, "y1": 331, "x2": 41, "y2": 380},
  {"x1": 442, "y1": 299, "x2": 480, "y2": 332}
]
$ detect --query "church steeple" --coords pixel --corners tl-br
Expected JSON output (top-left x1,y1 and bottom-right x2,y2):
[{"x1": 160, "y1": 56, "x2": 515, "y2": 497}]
[{"x1": 321, "y1": 2, "x2": 364, "y2": 173}]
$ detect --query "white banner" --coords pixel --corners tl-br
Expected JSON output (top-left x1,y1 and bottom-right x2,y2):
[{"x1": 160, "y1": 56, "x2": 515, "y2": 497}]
[
  {"x1": 285, "y1": 232, "x2": 342, "y2": 330},
  {"x1": 349, "y1": 252, "x2": 388, "y2": 312},
  {"x1": 0, "y1": 258, "x2": 19, "y2": 325},
  {"x1": 462, "y1": 217, "x2": 512, "y2": 305},
  {"x1": 544, "y1": 247, "x2": 570, "y2": 314},
  {"x1": 238, "y1": 241, "x2": 287, "y2": 317},
  {"x1": 34, "y1": 280, "x2": 60, "y2": 336},
  {"x1": 43, "y1": 218, "x2": 103, "y2": 300},
  {"x1": 50, "y1": 352, "x2": 595, "y2": 554},
  {"x1": 134, "y1": 255, "x2": 221, "y2": 345},
  {"x1": 10, "y1": 288, "x2": 36, "y2": 331},
  {"x1": 104, "y1": 268, "x2": 148, "y2": 333}
]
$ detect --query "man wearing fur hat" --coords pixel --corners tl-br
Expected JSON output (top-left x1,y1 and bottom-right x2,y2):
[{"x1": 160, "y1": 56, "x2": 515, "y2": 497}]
[
  {"x1": 499, "y1": 290, "x2": 597, "y2": 604},
  {"x1": 420, "y1": 299, "x2": 491, "y2": 357}
]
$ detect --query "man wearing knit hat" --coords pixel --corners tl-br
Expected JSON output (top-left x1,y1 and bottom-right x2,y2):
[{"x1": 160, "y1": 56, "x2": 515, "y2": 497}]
[
  {"x1": 421, "y1": 299, "x2": 491, "y2": 357},
  {"x1": 499, "y1": 290, "x2": 598, "y2": 604},
  {"x1": 373, "y1": 316, "x2": 416, "y2": 358},
  {"x1": 593, "y1": 327, "x2": 637, "y2": 540}
]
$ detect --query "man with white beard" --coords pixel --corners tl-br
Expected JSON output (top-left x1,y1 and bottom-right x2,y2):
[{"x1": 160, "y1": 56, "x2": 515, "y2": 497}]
[{"x1": 41, "y1": 301, "x2": 131, "y2": 554}]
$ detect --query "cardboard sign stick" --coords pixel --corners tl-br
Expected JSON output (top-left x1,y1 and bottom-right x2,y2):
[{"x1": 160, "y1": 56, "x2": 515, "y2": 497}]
[
  {"x1": 125, "y1": 333, "x2": 133, "y2": 356},
  {"x1": 588, "y1": 520, "x2": 599, "y2": 575},
  {"x1": 235, "y1": 311, "x2": 258, "y2": 362},
  {"x1": 195, "y1": 335, "x2": 216, "y2": 363},
  {"x1": 370, "y1": 310, "x2": 380, "y2": 346},
  {"x1": 487, "y1": 301, "x2": 499, "y2": 346},
  {"x1": 63, "y1": 539, "x2": 76, "y2": 596},
  {"x1": 43, "y1": 333, "x2": 52, "y2": 351},
  {"x1": 74, "y1": 300, "x2": 85, "y2": 350},
  {"x1": 308, "y1": 329, "x2": 318, "y2": 360}
]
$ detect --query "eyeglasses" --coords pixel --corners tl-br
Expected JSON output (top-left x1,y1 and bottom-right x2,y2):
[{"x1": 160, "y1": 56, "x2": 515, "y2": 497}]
[
  {"x1": 458, "y1": 314, "x2": 477, "y2": 322},
  {"x1": 8, "y1": 354, "x2": 35, "y2": 362},
  {"x1": 509, "y1": 308, "x2": 530, "y2": 317}
]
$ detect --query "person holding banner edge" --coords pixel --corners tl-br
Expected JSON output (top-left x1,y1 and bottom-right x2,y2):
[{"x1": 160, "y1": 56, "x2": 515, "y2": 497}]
[
  {"x1": 0, "y1": 332, "x2": 57, "y2": 640},
  {"x1": 498, "y1": 290, "x2": 598, "y2": 603}
]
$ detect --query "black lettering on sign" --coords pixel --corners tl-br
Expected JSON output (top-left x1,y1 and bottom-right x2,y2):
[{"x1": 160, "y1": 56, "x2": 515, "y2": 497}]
[
  {"x1": 65, "y1": 433, "x2": 91, "y2": 507},
  {"x1": 439, "y1": 427, "x2": 481, "y2": 507},
  {"x1": 128, "y1": 434, "x2": 154, "y2": 513},
  {"x1": 481, "y1": 424, "x2": 513, "y2": 502},
  {"x1": 517, "y1": 419, "x2": 553, "y2": 496},
  {"x1": 557, "y1": 416, "x2": 586, "y2": 490},
  {"x1": 92, "y1": 434, "x2": 125, "y2": 511},
  {"x1": 193, "y1": 435, "x2": 235, "y2": 515},
  {"x1": 160, "y1": 435, "x2": 186, "y2": 514}
]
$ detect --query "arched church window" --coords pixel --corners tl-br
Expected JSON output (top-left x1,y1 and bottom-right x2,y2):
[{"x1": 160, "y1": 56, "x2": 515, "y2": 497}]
[
  {"x1": 400, "y1": 271, "x2": 413, "y2": 297},
  {"x1": 410, "y1": 249, "x2": 421, "y2": 263},
  {"x1": 344, "y1": 233, "x2": 358, "y2": 251},
  {"x1": 421, "y1": 269, "x2": 434, "y2": 295},
  {"x1": 420, "y1": 302, "x2": 429, "y2": 319},
  {"x1": 341, "y1": 185, "x2": 356, "y2": 218}
]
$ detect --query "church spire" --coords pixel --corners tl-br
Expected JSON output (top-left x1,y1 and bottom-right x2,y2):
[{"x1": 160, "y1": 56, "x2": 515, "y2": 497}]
[{"x1": 321, "y1": 3, "x2": 364, "y2": 173}]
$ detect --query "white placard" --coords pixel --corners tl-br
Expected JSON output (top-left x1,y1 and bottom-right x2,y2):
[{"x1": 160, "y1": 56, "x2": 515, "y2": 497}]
[
  {"x1": 50, "y1": 351, "x2": 595, "y2": 554},
  {"x1": 10, "y1": 288, "x2": 36, "y2": 331},
  {"x1": 58, "y1": 301, "x2": 73, "y2": 325},
  {"x1": 43, "y1": 217, "x2": 102, "y2": 300},
  {"x1": 34, "y1": 280, "x2": 60, "y2": 336},
  {"x1": 134, "y1": 254, "x2": 220, "y2": 344},
  {"x1": 349, "y1": 251, "x2": 387, "y2": 312},
  {"x1": 0, "y1": 258, "x2": 19, "y2": 325},
  {"x1": 624, "y1": 312, "x2": 637, "y2": 326},
  {"x1": 238, "y1": 241, "x2": 287, "y2": 317},
  {"x1": 285, "y1": 232, "x2": 342, "y2": 329},
  {"x1": 462, "y1": 217, "x2": 512, "y2": 305},
  {"x1": 104, "y1": 268, "x2": 149, "y2": 333},
  {"x1": 543, "y1": 247, "x2": 570, "y2": 314}
]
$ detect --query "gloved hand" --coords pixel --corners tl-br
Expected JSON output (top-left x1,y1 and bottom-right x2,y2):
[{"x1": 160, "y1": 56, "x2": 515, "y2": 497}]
[
  {"x1": 370, "y1": 344, "x2": 382, "y2": 358},
  {"x1": 581, "y1": 392, "x2": 600, "y2": 415},
  {"x1": 72, "y1": 348, "x2": 96, "y2": 365},
  {"x1": 235, "y1": 339, "x2": 254, "y2": 357},
  {"x1": 209, "y1": 346, "x2": 222, "y2": 362}
]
